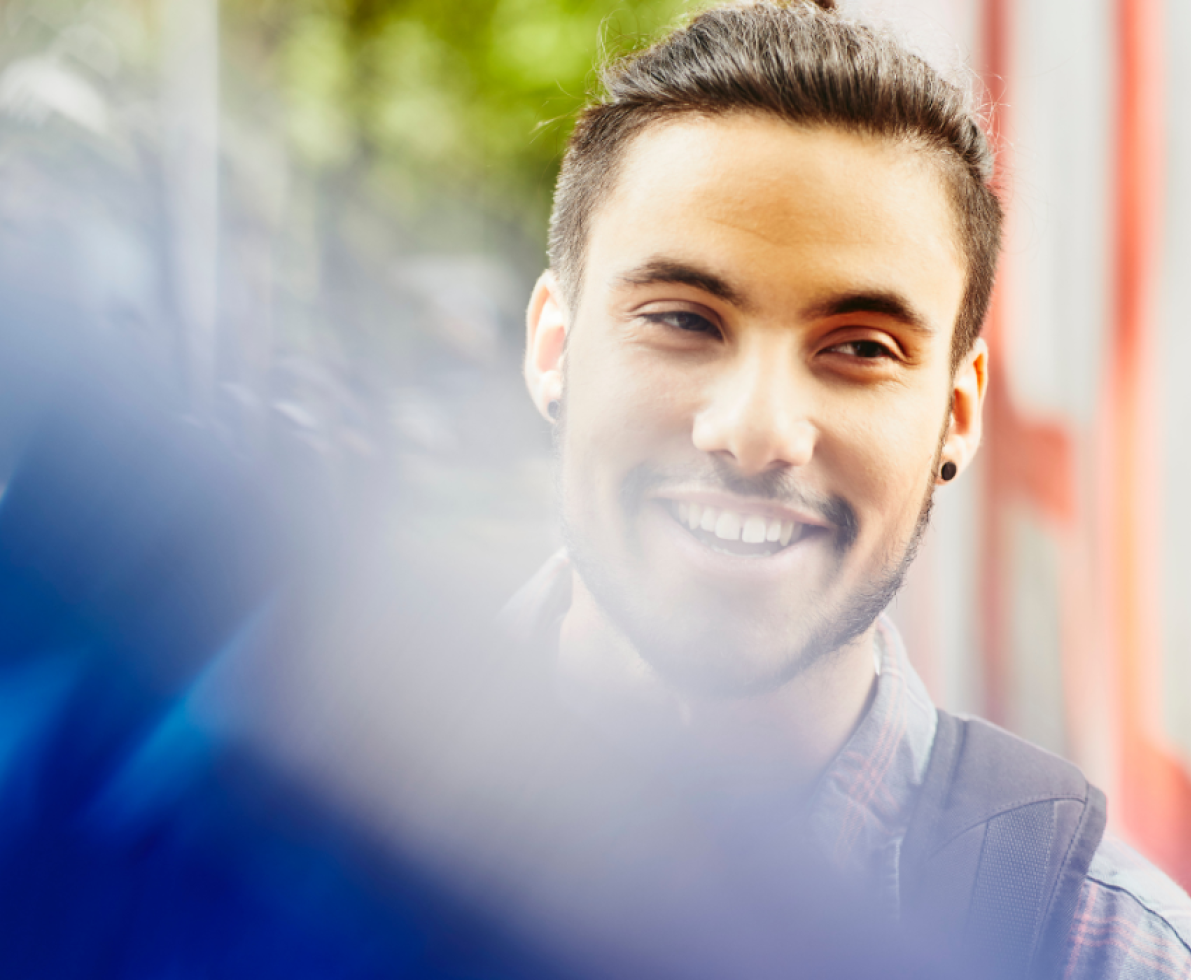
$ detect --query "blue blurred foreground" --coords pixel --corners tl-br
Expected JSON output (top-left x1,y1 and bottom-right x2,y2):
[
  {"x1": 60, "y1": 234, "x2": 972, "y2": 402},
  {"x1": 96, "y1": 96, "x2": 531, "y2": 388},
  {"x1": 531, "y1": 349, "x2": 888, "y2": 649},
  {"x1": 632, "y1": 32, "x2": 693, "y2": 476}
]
[
  {"x1": 0, "y1": 300, "x2": 570, "y2": 979},
  {"x1": 0, "y1": 296, "x2": 991, "y2": 979}
]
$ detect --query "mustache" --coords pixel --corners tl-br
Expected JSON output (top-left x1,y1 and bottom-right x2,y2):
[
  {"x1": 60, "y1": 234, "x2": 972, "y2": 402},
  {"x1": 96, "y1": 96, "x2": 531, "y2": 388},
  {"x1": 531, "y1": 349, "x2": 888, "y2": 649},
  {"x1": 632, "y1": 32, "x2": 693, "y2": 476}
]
[{"x1": 622, "y1": 459, "x2": 859, "y2": 550}]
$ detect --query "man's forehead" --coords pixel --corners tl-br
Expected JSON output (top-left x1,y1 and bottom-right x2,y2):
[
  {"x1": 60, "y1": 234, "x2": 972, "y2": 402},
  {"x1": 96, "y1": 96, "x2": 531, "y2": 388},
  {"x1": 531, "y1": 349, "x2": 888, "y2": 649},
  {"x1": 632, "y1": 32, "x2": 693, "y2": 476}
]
[
  {"x1": 580, "y1": 114, "x2": 967, "y2": 332},
  {"x1": 604, "y1": 114, "x2": 956, "y2": 246}
]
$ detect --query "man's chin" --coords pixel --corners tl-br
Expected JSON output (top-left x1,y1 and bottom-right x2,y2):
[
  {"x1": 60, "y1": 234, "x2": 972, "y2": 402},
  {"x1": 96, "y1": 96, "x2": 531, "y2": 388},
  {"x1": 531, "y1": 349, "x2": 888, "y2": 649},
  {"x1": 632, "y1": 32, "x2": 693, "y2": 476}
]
[
  {"x1": 568, "y1": 556, "x2": 828, "y2": 698},
  {"x1": 576, "y1": 563, "x2": 893, "y2": 699}
]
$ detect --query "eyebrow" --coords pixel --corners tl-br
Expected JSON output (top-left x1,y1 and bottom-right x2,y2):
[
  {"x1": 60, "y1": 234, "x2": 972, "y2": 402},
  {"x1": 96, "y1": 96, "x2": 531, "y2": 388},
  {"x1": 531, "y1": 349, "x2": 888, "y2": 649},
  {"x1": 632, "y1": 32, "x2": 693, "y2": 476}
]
[
  {"x1": 614, "y1": 259, "x2": 751, "y2": 310},
  {"x1": 800, "y1": 291, "x2": 935, "y2": 335},
  {"x1": 614, "y1": 260, "x2": 937, "y2": 335}
]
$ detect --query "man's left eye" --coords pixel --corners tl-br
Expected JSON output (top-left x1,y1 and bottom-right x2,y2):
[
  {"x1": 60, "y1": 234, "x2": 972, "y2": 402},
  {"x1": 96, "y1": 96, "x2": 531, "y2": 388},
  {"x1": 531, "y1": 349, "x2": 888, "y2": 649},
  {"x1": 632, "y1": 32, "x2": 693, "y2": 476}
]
[
  {"x1": 831, "y1": 339, "x2": 894, "y2": 359},
  {"x1": 640, "y1": 311, "x2": 720, "y2": 335}
]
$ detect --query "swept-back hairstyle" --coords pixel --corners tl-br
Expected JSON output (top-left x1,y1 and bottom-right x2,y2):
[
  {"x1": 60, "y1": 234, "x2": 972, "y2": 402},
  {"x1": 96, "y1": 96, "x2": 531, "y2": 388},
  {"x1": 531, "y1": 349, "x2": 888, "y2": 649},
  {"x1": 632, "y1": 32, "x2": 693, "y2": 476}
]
[{"x1": 548, "y1": 0, "x2": 1002, "y2": 364}]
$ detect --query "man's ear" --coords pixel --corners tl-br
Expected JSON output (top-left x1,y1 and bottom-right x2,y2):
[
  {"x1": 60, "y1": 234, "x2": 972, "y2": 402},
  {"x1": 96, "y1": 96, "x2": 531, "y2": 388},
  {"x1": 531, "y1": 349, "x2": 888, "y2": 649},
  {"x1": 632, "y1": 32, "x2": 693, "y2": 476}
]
[
  {"x1": 524, "y1": 270, "x2": 568, "y2": 421},
  {"x1": 937, "y1": 337, "x2": 988, "y2": 485}
]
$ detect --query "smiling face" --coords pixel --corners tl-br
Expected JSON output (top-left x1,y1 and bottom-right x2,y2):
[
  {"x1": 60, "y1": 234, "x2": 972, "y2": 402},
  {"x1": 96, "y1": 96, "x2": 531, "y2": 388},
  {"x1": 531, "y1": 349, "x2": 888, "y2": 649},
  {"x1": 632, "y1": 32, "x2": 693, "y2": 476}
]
[{"x1": 527, "y1": 115, "x2": 986, "y2": 697}]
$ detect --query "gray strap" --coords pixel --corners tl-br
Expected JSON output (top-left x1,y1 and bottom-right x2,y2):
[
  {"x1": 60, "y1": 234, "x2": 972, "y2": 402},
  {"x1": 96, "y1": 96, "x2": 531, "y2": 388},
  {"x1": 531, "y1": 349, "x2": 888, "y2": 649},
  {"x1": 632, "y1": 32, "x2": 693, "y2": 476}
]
[{"x1": 901, "y1": 710, "x2": 1106, "y2": 979}]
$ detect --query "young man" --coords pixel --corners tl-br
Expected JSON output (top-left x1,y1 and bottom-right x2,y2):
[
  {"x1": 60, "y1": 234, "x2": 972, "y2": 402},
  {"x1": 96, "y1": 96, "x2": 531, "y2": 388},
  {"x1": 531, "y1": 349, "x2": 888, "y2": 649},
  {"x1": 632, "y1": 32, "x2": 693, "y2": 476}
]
[{"x1": 508, "y1": 1, "x2": 1191, "y2": 976}]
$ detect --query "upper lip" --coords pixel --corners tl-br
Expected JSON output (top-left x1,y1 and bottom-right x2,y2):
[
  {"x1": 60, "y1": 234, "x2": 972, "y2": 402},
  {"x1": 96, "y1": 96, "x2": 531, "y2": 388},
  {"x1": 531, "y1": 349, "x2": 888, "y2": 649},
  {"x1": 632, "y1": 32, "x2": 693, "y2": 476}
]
[{"x1": 651, "y1": 489, "x2": 833, "y2": 529}]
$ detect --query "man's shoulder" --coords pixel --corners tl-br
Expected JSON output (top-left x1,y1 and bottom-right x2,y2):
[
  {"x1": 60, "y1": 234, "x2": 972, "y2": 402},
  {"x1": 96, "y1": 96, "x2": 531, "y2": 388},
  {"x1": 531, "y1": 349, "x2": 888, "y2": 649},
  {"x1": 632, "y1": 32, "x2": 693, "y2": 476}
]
[{"x1": 1063, "y1": 834, "x2": 1191, "y2": 979}]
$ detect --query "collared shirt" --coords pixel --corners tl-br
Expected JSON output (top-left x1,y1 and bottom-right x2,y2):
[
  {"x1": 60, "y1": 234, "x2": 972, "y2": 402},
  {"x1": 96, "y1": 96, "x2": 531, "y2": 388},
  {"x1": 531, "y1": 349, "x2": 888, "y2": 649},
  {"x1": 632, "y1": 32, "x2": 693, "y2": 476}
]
[
  {"x1": 503, "y1": 551, "x2": 1191, "y2": 980},
  {"x1": 829, "y1": 617, "x2": 1191, "y2": 980}
]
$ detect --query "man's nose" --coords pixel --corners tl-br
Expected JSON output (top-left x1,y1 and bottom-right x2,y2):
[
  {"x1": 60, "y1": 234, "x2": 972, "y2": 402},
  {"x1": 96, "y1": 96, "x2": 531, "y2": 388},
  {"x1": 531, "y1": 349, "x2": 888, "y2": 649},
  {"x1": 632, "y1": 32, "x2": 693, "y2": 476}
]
[{"x1": 690, "y1": 351, "x2": 817, "y2": 475}]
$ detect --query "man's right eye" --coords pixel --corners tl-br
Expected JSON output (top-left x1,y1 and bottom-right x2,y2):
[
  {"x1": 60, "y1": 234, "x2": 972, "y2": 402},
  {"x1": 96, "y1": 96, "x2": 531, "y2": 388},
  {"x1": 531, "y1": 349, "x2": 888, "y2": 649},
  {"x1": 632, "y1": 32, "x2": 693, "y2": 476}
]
[{"x1": 641, "y1": 311, "x2": 720, "y2": 335}]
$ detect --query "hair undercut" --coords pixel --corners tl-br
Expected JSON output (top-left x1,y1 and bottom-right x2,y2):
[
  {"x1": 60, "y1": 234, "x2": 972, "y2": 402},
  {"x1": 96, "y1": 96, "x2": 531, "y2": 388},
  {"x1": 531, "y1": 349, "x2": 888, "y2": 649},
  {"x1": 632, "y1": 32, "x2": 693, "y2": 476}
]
[{"x1": 548, "y1": 0, "x2": 1002, "y2": 365}]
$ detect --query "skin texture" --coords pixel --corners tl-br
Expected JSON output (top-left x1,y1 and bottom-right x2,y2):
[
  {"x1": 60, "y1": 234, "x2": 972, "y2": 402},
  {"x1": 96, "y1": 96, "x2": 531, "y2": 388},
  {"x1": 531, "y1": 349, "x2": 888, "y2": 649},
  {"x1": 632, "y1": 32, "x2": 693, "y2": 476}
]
[{"x1": 525, "y1": 115, "x2": 987, "y2": 784}]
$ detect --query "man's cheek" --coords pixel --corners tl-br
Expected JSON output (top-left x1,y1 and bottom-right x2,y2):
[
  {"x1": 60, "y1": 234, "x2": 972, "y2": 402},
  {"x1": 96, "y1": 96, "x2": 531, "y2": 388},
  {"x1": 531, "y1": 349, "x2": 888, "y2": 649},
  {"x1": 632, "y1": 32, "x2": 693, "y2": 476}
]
[
  {"x1": 824, "y1": 424, "x2": 932, "y2": 540},
  {"x1": 574, "y1": 378, "x2": 673, "y2": 455},
  {"x1": 835, "y1": 405, "x2": 939, "y2": 480}
]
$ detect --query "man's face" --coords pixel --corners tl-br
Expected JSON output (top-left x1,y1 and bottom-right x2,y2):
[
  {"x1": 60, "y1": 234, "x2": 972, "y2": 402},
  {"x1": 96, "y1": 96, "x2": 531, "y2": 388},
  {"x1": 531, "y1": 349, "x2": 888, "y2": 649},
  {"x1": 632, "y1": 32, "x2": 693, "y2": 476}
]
[{"x1": 529, "y1": 115, "x2": 980, "y2": 697}]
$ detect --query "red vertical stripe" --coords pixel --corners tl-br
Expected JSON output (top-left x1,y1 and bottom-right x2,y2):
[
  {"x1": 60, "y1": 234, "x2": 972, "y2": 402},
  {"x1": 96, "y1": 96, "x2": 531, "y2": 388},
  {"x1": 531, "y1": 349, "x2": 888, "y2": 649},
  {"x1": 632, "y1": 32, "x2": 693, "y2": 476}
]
[
  {"x1": 977, "y1": 0, "x2": 1012, "y2": 728},
  {"x1": 978, "y1": 0, "x2": 1191, "y2": 887},
  {"x1": 978, "y1": 0, "x2": 1078, "y2": 732},
  {"x1": 1108, "y1": 0, "x2": 1191, "y2": 886}
]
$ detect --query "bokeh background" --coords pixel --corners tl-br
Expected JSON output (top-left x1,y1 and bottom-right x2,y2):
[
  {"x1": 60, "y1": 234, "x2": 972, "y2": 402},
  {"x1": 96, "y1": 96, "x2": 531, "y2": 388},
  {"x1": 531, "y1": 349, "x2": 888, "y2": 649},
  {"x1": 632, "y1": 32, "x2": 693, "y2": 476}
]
[{"x1": 0, "y1": 0, "x2": 1188, "y2": 895}]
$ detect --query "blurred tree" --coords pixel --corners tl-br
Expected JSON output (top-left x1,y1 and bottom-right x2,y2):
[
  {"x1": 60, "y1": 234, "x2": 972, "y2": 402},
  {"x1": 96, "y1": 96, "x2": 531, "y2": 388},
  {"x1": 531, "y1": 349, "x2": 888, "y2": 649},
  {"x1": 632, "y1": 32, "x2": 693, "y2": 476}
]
[{"x1": 224, "y1": 0, "x2": 690, "y2": 251}]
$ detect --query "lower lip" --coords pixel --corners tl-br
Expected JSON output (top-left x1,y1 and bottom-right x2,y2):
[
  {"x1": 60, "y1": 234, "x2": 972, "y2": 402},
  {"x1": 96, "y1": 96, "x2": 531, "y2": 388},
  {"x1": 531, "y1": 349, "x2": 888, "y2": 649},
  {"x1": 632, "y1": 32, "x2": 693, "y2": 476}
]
[{"x1": 641, "y1": 500, "x2": 825, "y2": 581}]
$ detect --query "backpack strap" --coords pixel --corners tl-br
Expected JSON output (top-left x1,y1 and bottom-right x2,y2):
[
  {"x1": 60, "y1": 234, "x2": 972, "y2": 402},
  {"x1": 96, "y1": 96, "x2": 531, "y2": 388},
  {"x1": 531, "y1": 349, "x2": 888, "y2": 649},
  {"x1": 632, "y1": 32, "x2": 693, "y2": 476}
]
[{"x1": 900, "y1": 710, "x2": 1106, "y2": 979}]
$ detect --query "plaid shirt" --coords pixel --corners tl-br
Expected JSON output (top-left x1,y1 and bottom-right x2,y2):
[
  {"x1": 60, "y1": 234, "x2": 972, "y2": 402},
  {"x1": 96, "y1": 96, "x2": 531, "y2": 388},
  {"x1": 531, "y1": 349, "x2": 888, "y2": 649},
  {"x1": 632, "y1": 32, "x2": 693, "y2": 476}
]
[
  {"x1": 503, "y1": 552, "x2": 1191, "y2": 979},
  {"x1": 817, "y1": 616, "x2": 1191, "y2": 980}
]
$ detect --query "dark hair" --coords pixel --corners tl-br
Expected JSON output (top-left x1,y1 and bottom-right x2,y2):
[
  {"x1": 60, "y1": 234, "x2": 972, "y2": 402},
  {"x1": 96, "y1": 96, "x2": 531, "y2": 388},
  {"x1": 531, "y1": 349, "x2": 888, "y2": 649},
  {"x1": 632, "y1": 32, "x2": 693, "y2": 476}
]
[{"x1": 548, "y1": 0, "x2": 1002, "y2": 365}]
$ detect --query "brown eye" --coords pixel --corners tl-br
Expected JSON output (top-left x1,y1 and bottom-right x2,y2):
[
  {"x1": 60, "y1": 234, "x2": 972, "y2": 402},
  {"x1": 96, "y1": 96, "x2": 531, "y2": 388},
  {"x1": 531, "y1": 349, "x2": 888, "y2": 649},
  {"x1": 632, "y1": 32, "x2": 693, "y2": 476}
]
[{"x1": 834, "y1": 339, "x2": 893, "y2": 359}]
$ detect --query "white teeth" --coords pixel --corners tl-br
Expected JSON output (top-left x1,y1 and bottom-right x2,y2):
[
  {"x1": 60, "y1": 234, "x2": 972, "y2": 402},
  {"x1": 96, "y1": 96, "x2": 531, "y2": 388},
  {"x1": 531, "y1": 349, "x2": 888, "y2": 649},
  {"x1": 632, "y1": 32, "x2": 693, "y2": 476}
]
[
  {"x1": 673, "y1": 501, "x2": 807, "y2": 551},
  {"x1": 715, "y1": 510, "x2": 743, "y2": 541},
  {"x1": 742, "y1": 516, "x2": 767, "y2": 544}
]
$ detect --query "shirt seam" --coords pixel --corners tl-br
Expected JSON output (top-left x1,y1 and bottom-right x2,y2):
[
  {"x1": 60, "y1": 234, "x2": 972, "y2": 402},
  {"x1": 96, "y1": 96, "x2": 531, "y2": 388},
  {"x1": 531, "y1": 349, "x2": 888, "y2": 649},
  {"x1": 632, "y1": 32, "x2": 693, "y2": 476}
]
[{"x1": 1081, "y1": 874, "x2": 1191, "y2": 960}]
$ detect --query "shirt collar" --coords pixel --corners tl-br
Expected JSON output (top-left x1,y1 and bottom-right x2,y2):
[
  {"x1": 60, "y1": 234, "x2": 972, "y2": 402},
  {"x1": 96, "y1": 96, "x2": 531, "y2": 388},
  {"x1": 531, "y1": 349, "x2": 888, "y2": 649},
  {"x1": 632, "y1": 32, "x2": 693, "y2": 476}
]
[{"x1": 804, "y1": 615, "x2": 938, "y2": 880}]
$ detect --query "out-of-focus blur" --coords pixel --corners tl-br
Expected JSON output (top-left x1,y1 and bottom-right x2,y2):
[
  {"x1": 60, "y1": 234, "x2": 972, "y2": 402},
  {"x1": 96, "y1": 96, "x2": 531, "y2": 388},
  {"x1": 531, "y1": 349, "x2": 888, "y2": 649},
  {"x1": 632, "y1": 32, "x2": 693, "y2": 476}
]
[{"x1": 0, "y1": 0, "x2": 1188, "y2": 973}]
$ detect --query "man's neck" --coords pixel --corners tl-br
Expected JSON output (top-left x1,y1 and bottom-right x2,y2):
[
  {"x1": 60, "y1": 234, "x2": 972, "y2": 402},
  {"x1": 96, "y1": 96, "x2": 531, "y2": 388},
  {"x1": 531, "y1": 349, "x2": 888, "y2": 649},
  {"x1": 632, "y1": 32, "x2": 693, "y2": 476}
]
[{"x1": 556, "y1": 573, "x2": 880, "y2": 799}]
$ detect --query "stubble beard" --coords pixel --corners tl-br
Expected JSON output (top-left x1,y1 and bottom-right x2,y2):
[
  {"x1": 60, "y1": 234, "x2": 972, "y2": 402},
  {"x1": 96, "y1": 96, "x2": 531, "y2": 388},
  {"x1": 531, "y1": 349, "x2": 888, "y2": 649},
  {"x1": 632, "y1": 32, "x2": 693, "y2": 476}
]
[
  {"x1": 563, "y1": 480, "x2": 934, "y2": 700},
  {"x1": 554, "y1": 398, "x2": 943, "y2": 701}
]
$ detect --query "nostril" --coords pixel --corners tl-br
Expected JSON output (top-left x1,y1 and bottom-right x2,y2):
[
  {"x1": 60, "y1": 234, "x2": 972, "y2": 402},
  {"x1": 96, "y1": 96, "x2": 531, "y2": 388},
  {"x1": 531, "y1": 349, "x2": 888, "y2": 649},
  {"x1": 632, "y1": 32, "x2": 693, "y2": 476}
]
[{"x1": 692, "y1": 410, "x2": 816, "y2": 473}]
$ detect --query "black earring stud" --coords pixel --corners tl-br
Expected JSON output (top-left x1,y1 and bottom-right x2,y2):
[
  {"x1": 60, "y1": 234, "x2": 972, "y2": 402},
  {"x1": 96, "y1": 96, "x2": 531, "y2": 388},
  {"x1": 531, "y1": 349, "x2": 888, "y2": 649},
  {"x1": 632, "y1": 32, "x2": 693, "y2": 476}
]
[
  {"x1": 547, "y1": 400, "x2": 560, "y2": 421},
  {"x1": 940, "y1": 461, "x2": 958, "y2": 482}
]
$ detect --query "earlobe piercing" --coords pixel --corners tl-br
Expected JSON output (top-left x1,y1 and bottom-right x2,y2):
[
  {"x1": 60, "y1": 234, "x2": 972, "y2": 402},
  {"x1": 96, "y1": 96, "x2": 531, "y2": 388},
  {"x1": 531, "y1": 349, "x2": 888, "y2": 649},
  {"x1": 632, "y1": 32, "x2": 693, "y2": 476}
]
[
  {"x1": 940, "y1": 461, "x2": 958, "y2": 482},
  {"x1": 547, "y1": 400, "x2": 560, "y2": 421}
]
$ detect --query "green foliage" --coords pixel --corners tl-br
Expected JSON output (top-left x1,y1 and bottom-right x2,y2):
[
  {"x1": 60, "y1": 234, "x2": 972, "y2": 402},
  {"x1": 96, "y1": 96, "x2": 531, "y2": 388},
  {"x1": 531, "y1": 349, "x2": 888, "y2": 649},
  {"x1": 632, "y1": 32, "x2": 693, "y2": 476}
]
[
  {"x1": 228, "y1": 0, "x2": 691, "y2": 237},
  {"x1": 277, "y1": 12, "x2": 356, "y2": 168}
]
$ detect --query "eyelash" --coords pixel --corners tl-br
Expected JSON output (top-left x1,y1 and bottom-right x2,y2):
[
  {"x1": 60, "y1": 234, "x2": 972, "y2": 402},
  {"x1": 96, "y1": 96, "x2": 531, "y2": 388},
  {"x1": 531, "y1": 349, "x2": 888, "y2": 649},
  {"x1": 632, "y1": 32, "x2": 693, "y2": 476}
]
[
  {"x1": 640, "y1": 312, "x2": 899, "y2": 363},
  {"x1": 827, "y1": 339, "x2": 897, "y2": 360},
  {"x1": 640, "y1": 311, "x2": 721, "y2": 336}
]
